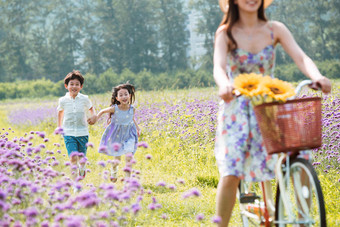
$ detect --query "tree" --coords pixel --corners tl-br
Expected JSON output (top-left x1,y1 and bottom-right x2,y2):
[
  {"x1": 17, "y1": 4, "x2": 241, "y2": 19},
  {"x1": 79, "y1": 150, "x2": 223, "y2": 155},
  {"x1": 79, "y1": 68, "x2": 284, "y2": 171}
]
[
  {"x1": 0, "y1": 0, "x2": 35, "y2": 81},
  {"x1": 98, "y1": 0, "x2": 159, "y2": 74},
  {"x1": 190, "y1": 0, "x2": 223, "y2": 71},
  {"x1": 156, "y1": 0, "x2": 189, "y2": 72}
]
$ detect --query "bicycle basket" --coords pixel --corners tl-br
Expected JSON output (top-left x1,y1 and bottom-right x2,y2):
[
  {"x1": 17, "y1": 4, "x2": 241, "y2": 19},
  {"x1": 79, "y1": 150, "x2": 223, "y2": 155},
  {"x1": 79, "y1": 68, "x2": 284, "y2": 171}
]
[{"x1": 253, "y1": 97, "x2": 322, "y2": 154}]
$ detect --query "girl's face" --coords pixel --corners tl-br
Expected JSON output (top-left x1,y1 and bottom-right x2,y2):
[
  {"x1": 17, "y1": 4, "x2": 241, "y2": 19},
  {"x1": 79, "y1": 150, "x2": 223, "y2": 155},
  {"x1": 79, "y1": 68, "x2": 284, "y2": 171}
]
[
  {"x1": 65, "y1": 79, "x2": 83, "y2": 98},
  {"x1": 116, "y1": 88, "x2": 130, "y2": 105},
  {"x1": 235, "y1": 0, "x2": 262, "y2": 12}
]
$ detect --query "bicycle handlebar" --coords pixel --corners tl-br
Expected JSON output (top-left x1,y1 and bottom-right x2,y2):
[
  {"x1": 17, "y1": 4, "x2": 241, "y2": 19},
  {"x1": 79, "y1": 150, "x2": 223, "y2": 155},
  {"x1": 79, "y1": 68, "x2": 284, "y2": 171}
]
[{"x1": 294, "y1": 80, "x2": 321, "y2": 97}]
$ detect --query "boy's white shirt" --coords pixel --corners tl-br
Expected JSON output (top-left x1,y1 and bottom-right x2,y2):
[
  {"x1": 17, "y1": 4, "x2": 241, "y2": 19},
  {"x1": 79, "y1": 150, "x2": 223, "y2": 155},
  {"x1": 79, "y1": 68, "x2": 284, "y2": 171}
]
[{"x1": 57, "y1": 92, "x2": 93, "y2": 137}]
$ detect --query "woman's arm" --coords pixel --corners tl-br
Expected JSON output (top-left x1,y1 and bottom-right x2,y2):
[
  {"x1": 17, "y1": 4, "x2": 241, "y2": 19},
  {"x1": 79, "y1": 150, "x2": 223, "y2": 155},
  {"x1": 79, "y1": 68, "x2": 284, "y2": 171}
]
[
  {"x1": 273, "y1": 21, "x2": 332, "y2": 93},
  {"x1": 213, "y1": 26, "x2": 235, "y2": 102}
]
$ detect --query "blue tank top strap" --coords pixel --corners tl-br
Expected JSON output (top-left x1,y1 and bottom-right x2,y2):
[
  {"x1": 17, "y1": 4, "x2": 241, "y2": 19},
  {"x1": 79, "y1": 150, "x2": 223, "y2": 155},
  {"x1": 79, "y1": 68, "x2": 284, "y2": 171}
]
[
  {"x1": 268, "y1": 21, "x2": 275, "y2": 77},
  {"x1": 268, "y1": 21, "x2": 274, "y2": 45}
]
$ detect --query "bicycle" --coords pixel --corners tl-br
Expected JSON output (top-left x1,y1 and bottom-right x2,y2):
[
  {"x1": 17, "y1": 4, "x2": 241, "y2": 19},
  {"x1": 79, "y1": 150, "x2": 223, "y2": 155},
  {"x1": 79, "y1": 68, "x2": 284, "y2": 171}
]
[{"x1": 238, "y1": 80, "x2": 326, "y2": 227}]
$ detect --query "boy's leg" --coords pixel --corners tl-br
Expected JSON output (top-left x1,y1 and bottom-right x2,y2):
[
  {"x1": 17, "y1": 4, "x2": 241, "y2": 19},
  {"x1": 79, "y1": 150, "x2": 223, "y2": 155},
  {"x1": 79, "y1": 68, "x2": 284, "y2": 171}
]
[
  {"x1": 64, "y1": 136, "x2": 80, "y2": 181},
  {"x1": 76, "y1": 136, "x2": 88, "y2": 178}
]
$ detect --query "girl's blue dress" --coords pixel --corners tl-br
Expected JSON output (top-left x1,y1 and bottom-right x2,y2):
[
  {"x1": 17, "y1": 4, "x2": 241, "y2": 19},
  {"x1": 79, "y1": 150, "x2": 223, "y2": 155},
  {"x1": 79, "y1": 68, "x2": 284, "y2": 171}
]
[{"x1": 98, "y1": 105, "x2": 138, "y2": 156}]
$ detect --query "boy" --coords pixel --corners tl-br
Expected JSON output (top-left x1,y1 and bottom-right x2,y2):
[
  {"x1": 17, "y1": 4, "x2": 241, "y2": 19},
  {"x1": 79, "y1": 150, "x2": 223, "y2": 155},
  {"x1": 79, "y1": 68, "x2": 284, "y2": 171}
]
[{"x1": 57, "y1": 70, "x2": 95, "y2": 189}]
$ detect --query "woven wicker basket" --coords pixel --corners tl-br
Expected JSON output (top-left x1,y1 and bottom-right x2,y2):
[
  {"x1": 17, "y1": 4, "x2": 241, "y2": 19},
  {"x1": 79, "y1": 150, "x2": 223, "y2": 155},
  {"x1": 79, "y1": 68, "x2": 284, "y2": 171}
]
[{"x1": 253, "y1": 97, "x2": 322, "y2": 154}]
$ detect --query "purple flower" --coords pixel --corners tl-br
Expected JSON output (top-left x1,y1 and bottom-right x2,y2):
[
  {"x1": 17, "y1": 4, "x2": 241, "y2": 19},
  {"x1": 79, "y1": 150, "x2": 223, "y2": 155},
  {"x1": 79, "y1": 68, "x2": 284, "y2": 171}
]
[
  {"x1": 212, "y1": 216, "x2": 222, "y2": 224},
  {"x1": 177, "y1": 179, "x2": 185, "y2": 184},
  {"x1": 112, "y1": 143, "x2": 121, "y2": 151},
  {"x1": 182, "y1": 188, "x2": 201, "y2": 199},
  {"x1": 0, "y1": 191, "x2": 6, "y2": 201},
  {"x1": 131, "y1": 203, "x2": 141, "y2": 215},
  {"x1": 156, "y1": 181, "x2": 166, "y2": 187},
  {"x1": 137, "y1": 141, "x2": 148, "y2": 148},
  {"x1": 99, "y1": 145, "x2": 107, "y2": 154},
  {"x1": 54, "y1": 127, "x2": 64, "y2": 135},
  {"x1": 24, "y1": 207, "x2": 39, "y2": 218},
  {"x1": 196, "y1": 213, "x2": 205, "y2": 221},
  {"x1": 98, "y1": 161, "x2": 106, "y2": 167},
  {"x1": 168, "y1": 184, "x2": 176, "y2": 190},
  {"x1": 64, "y1": 215, "x2": 84, "y2": 227},
  {"x1": 145, "y1": 154, "x2": 152, "y2": 160},
  {"x1": 86, "y1": 142, "x2": 94, "y2": 148}
]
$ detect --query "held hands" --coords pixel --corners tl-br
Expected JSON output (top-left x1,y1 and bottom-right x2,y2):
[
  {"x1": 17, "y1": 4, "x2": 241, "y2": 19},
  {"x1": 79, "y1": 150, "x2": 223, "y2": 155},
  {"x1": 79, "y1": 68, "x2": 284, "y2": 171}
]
[
  {"x1": 314, "y1": 76, "x2": 332, "y2": 94},
  {"x1": 219, "y1": 82, "x2": 235, "y2": 103},
  {"x1": 87, "y1": 115, "x2": 98, "y2": 125}
]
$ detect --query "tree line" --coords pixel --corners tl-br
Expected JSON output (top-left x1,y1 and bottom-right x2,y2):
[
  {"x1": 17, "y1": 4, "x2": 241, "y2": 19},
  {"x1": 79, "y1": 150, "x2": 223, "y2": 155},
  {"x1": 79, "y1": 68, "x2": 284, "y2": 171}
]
[
  {"x1": 0, "y1": 60, "x2": 338, "y2": 100},
  {"x1": 0, "y1": 0, "x2": 339, "y2": 84}
]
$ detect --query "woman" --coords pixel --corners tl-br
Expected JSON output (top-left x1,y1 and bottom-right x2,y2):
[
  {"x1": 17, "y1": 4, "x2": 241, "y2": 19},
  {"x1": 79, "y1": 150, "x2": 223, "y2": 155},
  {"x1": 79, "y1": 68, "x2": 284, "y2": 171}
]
[{"x1": 213, "y1": 0, "x2": 332, "y2": 226}]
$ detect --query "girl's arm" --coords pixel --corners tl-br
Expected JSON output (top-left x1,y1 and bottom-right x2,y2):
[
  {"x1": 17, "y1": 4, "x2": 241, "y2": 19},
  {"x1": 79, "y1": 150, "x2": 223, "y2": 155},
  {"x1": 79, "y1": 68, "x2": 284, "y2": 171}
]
[
  {"x1": 88, "y1": 106, "x2": 115, "y2": 125},
  {"x1": 213, "y1": 25, "x2": 235, "y2": 102},
  {"x1": 273, "y1": 21, "x2": 332, "y2": 93},
  {"x1": 133, "y1": 108, "x2": 140, "y2": 137}
]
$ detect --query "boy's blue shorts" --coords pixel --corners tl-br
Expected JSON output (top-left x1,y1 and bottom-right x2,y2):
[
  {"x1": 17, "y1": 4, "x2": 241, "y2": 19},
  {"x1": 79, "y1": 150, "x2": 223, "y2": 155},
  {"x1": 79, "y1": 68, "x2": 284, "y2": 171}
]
[{"x1": 64, "y1": 135, "x2": 88, "y2": 156}]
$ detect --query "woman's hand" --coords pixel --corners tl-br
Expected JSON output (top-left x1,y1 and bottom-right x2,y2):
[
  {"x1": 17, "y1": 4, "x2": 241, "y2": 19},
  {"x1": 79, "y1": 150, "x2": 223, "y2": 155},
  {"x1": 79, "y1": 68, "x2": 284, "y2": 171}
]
[
  {"x1": 315, "y1": 76, "x2": 332, "y2": 94},
  {"x1": 218, "y1": 82, "x2": 235, "y2": 103}
]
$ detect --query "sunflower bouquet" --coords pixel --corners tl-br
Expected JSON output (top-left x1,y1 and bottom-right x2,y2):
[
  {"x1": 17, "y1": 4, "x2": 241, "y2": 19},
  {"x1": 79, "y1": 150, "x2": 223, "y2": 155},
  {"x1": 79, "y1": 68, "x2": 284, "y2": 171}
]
[
  {"x1": 233, "y1": 73, "x2": 296, "y2": 106},
  {"x1": 234, "y1": 73, "x2": 299, "y2": 152}
]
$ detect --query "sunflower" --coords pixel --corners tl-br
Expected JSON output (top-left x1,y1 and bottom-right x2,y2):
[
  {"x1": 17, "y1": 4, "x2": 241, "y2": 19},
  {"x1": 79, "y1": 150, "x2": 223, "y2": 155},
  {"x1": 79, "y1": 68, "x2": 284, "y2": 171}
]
[
  {"x1": 233, "y1": 73, "x2": 264, "y2": 97},
  {"x1": 260, "y1": 76, "x2": 295, "y2": 102}
]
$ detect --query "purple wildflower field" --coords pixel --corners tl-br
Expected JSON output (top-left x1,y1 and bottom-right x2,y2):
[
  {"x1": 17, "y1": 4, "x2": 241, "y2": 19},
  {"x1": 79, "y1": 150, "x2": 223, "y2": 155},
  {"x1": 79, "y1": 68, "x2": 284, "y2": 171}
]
[{"x1": 0, "y1": 85, "x2": 339, "y2": 226}]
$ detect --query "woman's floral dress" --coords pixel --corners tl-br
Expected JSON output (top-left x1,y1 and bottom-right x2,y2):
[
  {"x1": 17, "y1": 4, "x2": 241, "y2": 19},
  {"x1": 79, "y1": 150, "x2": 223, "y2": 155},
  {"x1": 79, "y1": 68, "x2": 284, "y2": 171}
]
[{"x1": 214, "y1": 23, "x2": 278, "y2": 182}]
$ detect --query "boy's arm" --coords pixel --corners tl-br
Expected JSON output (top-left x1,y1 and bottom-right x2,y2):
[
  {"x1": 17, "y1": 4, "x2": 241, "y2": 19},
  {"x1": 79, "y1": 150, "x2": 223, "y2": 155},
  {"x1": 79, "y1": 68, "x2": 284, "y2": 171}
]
[
  {"x1": 87, "y1": 106, "x2": 96, "y2": 125},
  {"x1": 57, "y1": 110, "x2": 64, "y2": 128}
]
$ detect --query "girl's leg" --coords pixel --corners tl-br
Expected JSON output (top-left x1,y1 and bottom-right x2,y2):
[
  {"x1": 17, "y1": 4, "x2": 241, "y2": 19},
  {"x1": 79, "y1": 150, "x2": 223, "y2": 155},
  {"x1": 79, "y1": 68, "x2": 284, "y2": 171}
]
[
  {"x1": 216, "y1": 175, "x2": 240, "y2": 227},
  {"x1": 125, "y1": 152, "x2": 133, "y2": 178},
  {"x1": 110, "y1": 156, "x2": 121, "y2": 182}
]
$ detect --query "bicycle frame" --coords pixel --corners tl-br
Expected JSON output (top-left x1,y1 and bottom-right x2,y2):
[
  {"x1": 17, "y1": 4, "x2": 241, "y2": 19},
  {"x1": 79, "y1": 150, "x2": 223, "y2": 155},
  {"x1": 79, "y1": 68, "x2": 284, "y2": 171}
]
[{"x1": 238, "y1": 80, "x2": 323, "y2": 226}]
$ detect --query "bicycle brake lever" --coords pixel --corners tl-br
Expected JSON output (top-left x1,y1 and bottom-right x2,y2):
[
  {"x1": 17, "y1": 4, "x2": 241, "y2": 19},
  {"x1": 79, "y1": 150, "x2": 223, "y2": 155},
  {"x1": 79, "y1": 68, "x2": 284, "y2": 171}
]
[
  {"x1": 308, "y1": 82, "x2": 321, "y2": 91},
  {"x1": 233, "y1": 89, "x2": 241, "y2": 97}
]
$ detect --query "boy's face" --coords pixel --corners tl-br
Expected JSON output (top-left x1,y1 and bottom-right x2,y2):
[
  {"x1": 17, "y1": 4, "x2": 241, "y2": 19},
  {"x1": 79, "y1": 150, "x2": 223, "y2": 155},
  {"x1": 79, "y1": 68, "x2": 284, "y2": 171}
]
[
  {"x1": 65, "y1": 79, "x2": 83, "y2": 98},
  {"x1": 116, "y1": 88, "x2": 130, "y2": 105}
]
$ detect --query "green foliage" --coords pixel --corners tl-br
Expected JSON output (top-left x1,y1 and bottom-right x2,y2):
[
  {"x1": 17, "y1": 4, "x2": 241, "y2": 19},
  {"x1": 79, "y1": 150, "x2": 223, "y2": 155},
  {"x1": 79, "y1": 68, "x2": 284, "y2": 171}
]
[
  {"x1": 0, "y1": 68, "x2": 215, "y2": 100},
  {"x1": 275, "y1": 60, "x2": 340, "y2": 81}
]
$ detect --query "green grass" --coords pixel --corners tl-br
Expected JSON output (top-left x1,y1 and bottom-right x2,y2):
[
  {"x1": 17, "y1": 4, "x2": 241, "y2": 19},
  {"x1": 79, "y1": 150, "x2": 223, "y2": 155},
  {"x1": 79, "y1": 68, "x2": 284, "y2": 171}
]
[{"x1": 0, "y1": 84, "x2": 339, "y2": 226}]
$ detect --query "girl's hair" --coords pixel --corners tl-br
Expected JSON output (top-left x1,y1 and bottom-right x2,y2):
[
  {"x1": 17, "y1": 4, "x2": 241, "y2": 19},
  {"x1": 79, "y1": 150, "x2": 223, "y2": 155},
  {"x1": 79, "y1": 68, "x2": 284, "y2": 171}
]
[
  {"x1": 218, "y1": 0, "x2": 267, "y2": 52},
  {"x1": 110, "y1": 83, "x2": 136, "y2": 106},
  {"x1": 108, "y1": 83, "x2": 136, "y2": 121}
]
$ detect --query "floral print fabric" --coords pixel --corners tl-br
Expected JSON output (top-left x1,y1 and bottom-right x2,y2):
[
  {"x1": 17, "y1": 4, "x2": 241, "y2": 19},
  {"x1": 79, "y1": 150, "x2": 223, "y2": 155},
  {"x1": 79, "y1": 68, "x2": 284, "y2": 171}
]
[{"x1": 214, "y1": 22, "x2": 278, "y2": 182}]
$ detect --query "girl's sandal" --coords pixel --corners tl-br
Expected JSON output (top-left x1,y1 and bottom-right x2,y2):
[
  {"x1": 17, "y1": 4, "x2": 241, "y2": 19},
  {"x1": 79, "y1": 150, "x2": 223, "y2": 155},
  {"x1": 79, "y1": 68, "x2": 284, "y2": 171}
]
[{"x1": 110, "y1": 169, "x2": 118, "y2": 183}]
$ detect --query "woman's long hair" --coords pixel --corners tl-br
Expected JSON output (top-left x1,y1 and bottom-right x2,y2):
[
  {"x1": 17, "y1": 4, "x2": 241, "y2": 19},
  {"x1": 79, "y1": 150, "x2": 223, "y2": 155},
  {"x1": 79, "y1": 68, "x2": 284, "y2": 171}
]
[{"x1": 218, "y1": 0, "x2": 267, "y2": 52}]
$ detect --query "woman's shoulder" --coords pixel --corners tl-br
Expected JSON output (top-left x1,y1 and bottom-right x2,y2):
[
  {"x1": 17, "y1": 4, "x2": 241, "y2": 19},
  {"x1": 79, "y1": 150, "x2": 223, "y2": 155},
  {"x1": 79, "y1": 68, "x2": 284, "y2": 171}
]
[
  {"x1": 268, "y1": 20, "x2": 289, "y2": 33},
  {"x1": 215, "y1": 24, "x2": 229, "y2": 44}
]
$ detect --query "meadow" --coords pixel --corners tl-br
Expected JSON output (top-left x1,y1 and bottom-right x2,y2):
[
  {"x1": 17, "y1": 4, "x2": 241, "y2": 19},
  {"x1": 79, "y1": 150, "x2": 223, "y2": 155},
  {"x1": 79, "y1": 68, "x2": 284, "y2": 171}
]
[{"x1": 0, "y1": 83, "x2": 339, "y2": 226}]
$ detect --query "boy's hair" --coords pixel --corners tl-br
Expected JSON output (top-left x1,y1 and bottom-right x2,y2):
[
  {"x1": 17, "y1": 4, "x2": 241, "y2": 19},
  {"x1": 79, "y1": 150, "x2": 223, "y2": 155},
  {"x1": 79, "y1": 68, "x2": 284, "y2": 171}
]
[{"x1": 64, "y1": 70, "x2": 85, "y2": 85}]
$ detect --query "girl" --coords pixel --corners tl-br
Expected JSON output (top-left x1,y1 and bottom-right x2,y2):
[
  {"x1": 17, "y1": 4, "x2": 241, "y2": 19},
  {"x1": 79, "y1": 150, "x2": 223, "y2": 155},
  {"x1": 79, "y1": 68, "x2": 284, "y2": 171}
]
[
  {"x1": 213, "y1": 0, "x2": 332, "y2": 226},
  {"x1": 88, "y1": 83, "x2": 140, "y2": 182}
]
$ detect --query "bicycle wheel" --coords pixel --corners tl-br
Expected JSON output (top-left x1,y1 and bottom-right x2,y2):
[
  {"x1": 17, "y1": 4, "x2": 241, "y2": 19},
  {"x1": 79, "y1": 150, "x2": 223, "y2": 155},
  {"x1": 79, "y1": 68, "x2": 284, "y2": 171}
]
[{"x1": 275, "y1": 158, "x2": 326, "y2": 227}]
